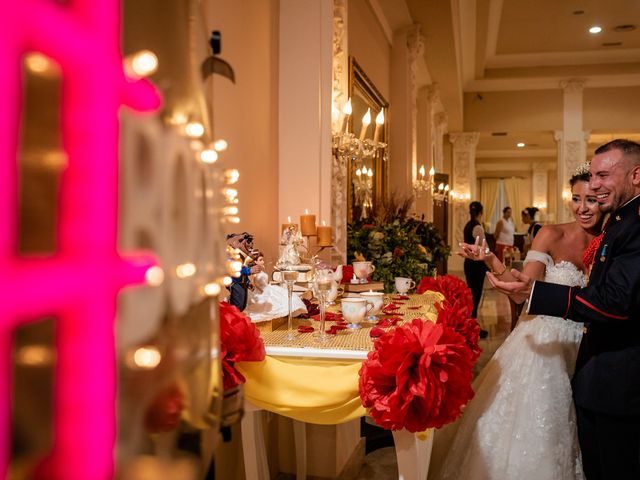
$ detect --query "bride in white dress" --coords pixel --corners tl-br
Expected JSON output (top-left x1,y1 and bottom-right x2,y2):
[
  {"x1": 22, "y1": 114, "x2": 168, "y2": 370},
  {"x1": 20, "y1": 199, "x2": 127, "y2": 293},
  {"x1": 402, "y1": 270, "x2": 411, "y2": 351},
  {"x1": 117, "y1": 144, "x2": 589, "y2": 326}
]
[{"x1": 431, "y1": 170, "x2": 604, "y2": 480}]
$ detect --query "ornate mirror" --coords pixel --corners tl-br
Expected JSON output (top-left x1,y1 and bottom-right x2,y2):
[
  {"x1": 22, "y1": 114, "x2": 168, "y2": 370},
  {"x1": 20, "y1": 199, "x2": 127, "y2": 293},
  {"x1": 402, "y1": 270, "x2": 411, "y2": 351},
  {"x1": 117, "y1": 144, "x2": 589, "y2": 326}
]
[{"x1": 347, "y1": 57, "x2": 388, "y2": 221}]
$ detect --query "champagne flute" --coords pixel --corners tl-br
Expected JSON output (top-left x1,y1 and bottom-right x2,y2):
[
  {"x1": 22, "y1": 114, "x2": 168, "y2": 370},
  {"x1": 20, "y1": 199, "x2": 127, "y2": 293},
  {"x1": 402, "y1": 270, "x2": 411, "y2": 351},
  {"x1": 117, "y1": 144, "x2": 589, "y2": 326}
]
[
  {"x1": 313, "y1": 270, "x2": 333, "y2": 343},
  {"x1": 282, "y1": 270, "x2": 298, "y2": 341}
]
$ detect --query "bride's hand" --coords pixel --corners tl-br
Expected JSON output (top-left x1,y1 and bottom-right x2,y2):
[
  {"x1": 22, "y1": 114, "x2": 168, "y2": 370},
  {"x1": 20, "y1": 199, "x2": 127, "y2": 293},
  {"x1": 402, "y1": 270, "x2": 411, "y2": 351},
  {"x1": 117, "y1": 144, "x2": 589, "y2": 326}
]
[
  {"x1": 458, "y1": 237, "x2": 494, "y2": 262},
  {"x1": 487, "y1": 269, "x2": 532, "y2": 304}
]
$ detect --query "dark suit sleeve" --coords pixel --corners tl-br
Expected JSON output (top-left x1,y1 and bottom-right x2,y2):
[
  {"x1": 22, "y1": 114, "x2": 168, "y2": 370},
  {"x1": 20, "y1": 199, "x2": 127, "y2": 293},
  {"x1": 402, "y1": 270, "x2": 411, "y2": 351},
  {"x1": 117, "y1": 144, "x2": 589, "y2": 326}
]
[
  {"x1": 570, "y1": 242, "x2": 640, "y2": 323},
  {"x1": 528, "y1": 234, "x2": 640, "y2": 323},
  {"x1": 527, "y1": 281, "x2": 574, "y2": 318}
]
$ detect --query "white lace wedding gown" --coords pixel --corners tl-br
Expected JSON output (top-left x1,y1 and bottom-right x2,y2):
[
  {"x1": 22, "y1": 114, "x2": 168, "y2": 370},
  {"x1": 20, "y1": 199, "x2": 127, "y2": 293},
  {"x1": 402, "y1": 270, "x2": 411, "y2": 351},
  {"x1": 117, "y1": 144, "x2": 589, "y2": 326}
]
[{"x1": 432, "y1": 251, "x2": 586, "y2": 480}]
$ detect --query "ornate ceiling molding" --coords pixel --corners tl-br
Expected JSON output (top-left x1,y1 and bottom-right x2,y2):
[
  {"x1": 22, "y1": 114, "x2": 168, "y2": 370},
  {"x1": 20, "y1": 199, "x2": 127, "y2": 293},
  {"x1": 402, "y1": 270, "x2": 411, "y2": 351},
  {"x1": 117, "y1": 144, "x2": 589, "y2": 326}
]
[
  {"x1": 560, "y1": 79, "x2": 585, "y2": 94},
  {"x1": 449, "y1": 132, "x2": 480, "y2": 151}
]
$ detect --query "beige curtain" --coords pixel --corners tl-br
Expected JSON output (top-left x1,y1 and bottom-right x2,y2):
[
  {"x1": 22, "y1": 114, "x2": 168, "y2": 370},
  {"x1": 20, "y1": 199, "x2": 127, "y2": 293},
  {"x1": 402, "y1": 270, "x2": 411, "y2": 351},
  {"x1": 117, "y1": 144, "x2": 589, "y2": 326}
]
[
  {"x1": 480, "y1": 178, "x2": 500, "y2": 225},
  {"x1": 504, "y1": 177, "x2": 525, "y2": 231}
]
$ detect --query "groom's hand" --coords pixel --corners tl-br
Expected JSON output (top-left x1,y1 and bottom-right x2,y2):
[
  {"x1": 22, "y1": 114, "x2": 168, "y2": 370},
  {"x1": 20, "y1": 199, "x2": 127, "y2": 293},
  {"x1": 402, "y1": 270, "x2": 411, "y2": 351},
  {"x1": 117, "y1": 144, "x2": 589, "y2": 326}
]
[{"x1": 487, "y1": 269, "x2": 532, "y2": 304}]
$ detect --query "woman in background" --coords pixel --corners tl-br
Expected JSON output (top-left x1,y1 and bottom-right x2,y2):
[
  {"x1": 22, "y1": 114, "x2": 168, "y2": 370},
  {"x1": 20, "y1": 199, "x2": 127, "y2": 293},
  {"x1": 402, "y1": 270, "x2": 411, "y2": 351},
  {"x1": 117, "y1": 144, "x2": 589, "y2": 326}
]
[
  {"x1": 463, "y1": 201, "x2": 488, "y2": 319},
  {"x1": 494, "y1": 206, "x2": 515, "y2": 261},
  {"x1": 521, "y1": 206, "x2": 541, "y2": 253}
]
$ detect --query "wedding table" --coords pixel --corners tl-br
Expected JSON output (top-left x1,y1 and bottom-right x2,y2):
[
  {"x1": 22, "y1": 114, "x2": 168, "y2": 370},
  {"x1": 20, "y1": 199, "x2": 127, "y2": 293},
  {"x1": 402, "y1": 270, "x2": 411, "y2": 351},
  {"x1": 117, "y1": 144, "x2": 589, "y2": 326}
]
[{"x1": 237, "y1": 291, "x2": 443, "y2": 480}]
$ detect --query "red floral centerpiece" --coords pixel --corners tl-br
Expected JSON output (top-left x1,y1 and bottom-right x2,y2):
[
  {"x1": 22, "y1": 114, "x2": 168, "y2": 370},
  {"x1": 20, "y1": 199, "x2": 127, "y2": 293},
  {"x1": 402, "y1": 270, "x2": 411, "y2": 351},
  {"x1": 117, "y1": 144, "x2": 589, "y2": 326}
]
[
  {"x1": 435, "y1": 302, "x2": 481, "y2": 362},
  {"x1": 359, "y1": 319, "x2": 474, "y2": 432},
  {"x1": 219, "y1": 301, "x2": 265, "y2": 390},
  {"x1": 416, "y1": 274, "x2": 474, "y2": 317},
  {"x1": 358, "y1": 273, "x2": 480, "y2": 431}
]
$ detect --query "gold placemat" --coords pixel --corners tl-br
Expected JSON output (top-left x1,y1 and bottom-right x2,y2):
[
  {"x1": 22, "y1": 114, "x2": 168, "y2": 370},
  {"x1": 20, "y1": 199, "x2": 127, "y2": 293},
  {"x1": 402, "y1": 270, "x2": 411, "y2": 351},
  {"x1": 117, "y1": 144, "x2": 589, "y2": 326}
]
[{"x1": 260, "y1": 291, "x2": 444, "y2": 352}]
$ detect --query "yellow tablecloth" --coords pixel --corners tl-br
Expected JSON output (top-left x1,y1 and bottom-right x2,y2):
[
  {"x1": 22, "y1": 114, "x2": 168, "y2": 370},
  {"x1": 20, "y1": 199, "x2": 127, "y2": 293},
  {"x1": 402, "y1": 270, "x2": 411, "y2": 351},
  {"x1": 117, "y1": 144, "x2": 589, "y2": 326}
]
[
  {"x1": 237, "y1": 292, "x2": 442, "y2": 425},
  {"x1": 237, "y1": 356, "x2": 365, "y2": 424}
]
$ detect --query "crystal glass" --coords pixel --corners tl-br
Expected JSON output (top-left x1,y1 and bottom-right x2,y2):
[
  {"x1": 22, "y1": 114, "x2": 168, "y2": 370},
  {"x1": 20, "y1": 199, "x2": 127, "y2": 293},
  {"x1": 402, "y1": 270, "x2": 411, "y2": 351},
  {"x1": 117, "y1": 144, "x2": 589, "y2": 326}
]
[
  {"x1": 313, "y1": 269, "x2": 333, "y2": 343},
  {"x1": 282, "y1": 270, "x2": 298, "y2": 341}
]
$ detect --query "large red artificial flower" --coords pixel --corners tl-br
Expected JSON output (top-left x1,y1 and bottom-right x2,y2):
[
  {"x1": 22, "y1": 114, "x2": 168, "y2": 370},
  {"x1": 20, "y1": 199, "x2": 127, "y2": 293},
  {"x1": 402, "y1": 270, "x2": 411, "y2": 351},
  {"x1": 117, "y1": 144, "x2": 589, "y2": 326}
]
[
  {"x1": 436, "y1": 303, "x2": 481, "y2": 362},
  {"x1": 359, "y1": 319, "x2": 474, "y2": 432},
  {"x1": 417, "y1": 274, "x2": 474, "y2": 317},
  {"x1": 219, "y1": 302, "x2": 265, "y2": 390}
]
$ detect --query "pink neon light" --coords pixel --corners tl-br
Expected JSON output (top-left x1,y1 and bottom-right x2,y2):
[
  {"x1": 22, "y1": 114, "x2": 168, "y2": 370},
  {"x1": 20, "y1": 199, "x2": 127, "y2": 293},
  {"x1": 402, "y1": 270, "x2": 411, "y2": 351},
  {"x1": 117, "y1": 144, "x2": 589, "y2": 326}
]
[{"x1": 0, "y1": 0, "x2": 161, "y2": 477}]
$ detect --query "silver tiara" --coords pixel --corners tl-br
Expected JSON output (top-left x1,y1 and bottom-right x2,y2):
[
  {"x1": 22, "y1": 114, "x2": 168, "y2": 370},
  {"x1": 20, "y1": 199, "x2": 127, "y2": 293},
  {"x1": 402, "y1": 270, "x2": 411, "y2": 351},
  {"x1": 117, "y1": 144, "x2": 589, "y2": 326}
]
[{"x1": 573, "y1": 162, "x2": 591, "y2": 176}]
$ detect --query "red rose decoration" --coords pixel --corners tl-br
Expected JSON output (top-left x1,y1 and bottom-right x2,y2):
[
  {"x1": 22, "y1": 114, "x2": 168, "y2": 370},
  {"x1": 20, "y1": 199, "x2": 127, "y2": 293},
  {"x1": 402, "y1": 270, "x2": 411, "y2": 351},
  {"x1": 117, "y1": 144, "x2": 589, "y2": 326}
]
[
  {"x1": 311, "y1": 312, "x2": 343, "y2": 322},
  {"x1": 300, "y1": 298, "x2": 320, "y2": 318},
  {"x1": 393, "y1": 247, "x2": 404, "y2": 258},
  {"x1": 359, "y1": 319, "x2": 474, "y2": 432},
  {"x1": 369, "y1": 327, "x2": 385, "y2": 338},
  {"x1": 327, "y1": 325, "x2": 348, "y2": 335},
  {"x1": 417, "y1": 274, "x2": 474, "y2": 318},
  {"x1": 219, "y1": 302, "x2": 265, "y2": 390},
  {"x1": 436, "y1": 303, "x2": 481, "y2": 362}
]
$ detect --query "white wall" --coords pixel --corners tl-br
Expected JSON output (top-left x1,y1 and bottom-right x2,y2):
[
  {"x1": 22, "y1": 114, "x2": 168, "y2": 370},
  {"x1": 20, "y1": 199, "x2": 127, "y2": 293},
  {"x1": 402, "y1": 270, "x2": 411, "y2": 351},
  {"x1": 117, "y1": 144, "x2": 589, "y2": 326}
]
[{"x1": 210, "y1": 0, "x2": 280, "y2": 263}]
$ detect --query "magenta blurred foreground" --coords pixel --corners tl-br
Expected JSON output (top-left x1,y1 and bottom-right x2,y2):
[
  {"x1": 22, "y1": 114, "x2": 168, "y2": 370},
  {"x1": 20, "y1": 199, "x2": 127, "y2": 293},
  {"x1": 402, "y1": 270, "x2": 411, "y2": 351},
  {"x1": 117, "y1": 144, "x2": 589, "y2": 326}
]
[{"x1": 0, "y1": 0, "x2": 161, "y2": 477}]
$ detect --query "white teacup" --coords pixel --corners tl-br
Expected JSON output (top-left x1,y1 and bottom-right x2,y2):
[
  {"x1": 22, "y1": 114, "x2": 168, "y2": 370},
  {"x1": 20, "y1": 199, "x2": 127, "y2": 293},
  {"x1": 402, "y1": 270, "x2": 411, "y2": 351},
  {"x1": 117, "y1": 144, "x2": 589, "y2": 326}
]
[
  {"x1": 359, "y1": 291, "x2": 385, "y2": 317},
  {"x1": 353, "y1": 261, "x2": 375, "y2": 283},
  {"x1": 341, "y1": 297, "x2": 372, "y2": 329},
  {"x1": 394, "y1": 277, "x2": 416, "y2": 294}
]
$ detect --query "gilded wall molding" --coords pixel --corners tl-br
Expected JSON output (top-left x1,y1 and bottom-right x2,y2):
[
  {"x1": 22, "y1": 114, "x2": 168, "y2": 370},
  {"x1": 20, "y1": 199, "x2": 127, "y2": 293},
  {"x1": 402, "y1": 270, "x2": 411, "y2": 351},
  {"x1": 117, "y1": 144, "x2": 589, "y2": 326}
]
[
  {"x1": 450, "y1": 133, "x2": 479, "y2": 262},
  {"x1": 331, "y1": 0, "x2": 348, "y2": 262},
  {"x1": 555, "y1": 131, "x2": 588, "y2": 222},
  {"x1": 407, "y1": 25, "x2": 424, "y2": 170}
]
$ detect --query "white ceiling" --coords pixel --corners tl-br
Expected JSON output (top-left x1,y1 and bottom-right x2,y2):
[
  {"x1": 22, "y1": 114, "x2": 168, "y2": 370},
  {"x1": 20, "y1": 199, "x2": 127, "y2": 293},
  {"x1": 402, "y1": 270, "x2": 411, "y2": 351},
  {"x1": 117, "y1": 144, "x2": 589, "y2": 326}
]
[
  {"x1": 385, "y1": 0, "x2": 640, "y2": 164},
  {"x1": 477, "y1": 0, "x2": 640, "y2": 90}
]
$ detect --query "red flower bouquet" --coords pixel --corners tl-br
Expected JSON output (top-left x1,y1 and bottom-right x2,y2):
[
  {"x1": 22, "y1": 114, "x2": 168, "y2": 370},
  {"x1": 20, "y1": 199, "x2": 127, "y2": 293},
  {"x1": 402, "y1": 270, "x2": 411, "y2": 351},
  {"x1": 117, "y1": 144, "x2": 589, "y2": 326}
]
[
  {"x1": 219, "y1": 302, "x2": 265, "y2": 390},
  {"x1": 436, "y1": 303, "x2": 481, "y2": 362},
  {"x1": 359, "y1": 319, "x2": 475, "y2": 432},
  {"x1": 416, "y1": 274, "x2": 473, "y2": 317}
]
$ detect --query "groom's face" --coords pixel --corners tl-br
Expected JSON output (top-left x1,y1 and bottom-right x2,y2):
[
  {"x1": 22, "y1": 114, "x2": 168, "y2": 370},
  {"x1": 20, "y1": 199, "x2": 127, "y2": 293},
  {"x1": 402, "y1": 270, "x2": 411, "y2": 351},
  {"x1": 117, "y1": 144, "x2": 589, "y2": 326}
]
[{"x1": 589, "y1": 149, "x2": 635, "y2": 213}]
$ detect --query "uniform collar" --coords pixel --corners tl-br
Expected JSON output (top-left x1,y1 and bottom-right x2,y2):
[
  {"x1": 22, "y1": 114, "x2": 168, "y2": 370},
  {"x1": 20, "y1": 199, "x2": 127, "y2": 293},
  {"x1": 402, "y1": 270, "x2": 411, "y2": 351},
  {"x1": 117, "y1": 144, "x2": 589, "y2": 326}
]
[{"x1": 611, "y1": 193, "x2": 640, "y2": 222}]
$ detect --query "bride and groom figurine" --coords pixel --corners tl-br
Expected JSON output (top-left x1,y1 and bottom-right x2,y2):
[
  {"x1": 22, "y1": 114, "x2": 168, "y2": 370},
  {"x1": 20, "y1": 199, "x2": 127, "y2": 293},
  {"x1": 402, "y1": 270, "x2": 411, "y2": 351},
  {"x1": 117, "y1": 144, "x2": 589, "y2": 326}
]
[{"x1": 225, "y1": 231, "x2": 307, "y2": 320}]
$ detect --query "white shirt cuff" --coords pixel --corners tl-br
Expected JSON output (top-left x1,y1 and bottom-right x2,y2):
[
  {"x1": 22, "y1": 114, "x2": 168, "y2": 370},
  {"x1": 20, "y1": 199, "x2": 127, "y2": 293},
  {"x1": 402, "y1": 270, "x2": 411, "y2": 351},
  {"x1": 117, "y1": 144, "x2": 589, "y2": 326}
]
[{"x1": 526, "y1": 280, "x2": 537, "y2": 314}]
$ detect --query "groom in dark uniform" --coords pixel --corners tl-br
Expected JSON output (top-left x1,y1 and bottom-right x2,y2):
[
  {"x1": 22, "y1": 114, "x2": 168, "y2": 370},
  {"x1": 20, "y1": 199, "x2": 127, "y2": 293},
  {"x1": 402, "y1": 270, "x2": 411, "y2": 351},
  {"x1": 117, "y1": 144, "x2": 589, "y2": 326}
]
[{"x1": 488, "y1": 139, "x2": 640, "y2": 480}]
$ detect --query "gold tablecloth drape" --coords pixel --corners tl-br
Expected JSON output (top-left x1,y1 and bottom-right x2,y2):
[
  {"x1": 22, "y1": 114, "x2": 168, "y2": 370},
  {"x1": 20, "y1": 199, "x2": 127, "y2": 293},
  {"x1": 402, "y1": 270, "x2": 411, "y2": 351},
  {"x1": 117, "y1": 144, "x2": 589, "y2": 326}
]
[
  {"x1": 237, "y1": 292, "x2": 443, "y2": 425},
  {"x1": 237, "y1": 357, "x2": 366, "y2": 424}
]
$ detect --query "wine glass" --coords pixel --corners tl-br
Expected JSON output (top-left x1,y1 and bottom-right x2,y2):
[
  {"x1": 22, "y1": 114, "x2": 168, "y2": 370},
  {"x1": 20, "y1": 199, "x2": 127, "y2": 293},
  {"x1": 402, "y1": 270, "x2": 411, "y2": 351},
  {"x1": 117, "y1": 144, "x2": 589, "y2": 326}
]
[
  {"x1": 313, "y1": 269, "x2": 333, "y2": 343},
  {"x1": 282, "y1": 270, "x2": 298, "y2": 341}
]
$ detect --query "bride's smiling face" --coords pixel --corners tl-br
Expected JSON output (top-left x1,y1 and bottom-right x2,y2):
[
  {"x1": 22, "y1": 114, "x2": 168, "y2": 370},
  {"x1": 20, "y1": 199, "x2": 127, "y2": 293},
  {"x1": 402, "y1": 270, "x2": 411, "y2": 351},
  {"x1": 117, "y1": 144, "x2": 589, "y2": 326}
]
[{"x1": 571, "y1": 180, "x2": 602, "y2": 230}]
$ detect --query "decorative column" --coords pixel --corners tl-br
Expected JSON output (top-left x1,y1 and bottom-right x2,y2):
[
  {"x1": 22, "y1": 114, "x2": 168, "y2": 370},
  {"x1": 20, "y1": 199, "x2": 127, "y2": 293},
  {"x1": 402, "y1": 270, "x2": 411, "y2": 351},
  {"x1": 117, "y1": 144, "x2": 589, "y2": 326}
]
[
  {"x1": 433, "y1": 112, "x2": 448, "y2": 173},
  {"x1": 449, "y1": 132, "x2": 479, "y2": 272},
  {"x1": 278, "y1": 4, "x2": 363, "y2": 478},
  {"x1": 415, "y1": 85, "x2": 447, "y2": 221},
  {"x1": 389, "y1": 24, "x2": 424, "y2": 200},
  {"x1": 415, "y1": 87, "x2": 432, "y2": 218},
  {"x1": 555, "y1": 80, "x2": 589, "y2": 223},
  {"x1": 330, "y1": 0, "x2": 348, "y2": 263}
]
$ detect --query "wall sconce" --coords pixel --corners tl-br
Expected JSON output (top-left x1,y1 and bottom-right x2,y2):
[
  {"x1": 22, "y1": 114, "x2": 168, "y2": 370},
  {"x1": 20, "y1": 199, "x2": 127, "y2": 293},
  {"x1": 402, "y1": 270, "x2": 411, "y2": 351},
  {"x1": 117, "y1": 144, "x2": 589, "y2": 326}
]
[
  {"x1": 413, "y1": 165, "x2": 450, "y2": 204},
  {"x1": 332, "y1": 98, "x2": 387, "y2": 165},
  {"x1": 449, "y1": 191, "x2": 471, "y2": 202}
]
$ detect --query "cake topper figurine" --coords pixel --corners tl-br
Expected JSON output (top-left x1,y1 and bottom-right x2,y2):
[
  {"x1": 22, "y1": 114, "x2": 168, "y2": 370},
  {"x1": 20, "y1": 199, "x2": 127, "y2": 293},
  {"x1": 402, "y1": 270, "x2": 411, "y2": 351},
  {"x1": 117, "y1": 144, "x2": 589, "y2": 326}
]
[
  {"x1": 225, "y1": 232, "x2": 263, "y2": 310},
  {"x1": 276, "y1": 224, "x2": 304, "y2": 269}
]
